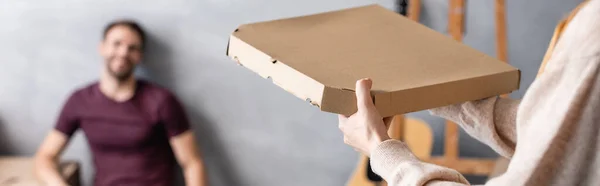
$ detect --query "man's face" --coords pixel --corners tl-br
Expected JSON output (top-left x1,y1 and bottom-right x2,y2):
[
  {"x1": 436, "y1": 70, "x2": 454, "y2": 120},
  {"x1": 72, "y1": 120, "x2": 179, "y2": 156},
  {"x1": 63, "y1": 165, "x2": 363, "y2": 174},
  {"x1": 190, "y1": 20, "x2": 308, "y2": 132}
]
[{"x1": 99, "y1": 25, "x2": 143, "y2": 81}]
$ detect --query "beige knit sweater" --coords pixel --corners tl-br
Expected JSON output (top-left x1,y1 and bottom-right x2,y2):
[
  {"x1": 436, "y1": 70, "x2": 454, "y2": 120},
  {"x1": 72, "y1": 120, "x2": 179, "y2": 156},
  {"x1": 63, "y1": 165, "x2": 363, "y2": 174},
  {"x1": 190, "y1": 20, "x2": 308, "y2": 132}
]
[{"x1": 369, "y1": 1, "x2": 600, "y2": 185}]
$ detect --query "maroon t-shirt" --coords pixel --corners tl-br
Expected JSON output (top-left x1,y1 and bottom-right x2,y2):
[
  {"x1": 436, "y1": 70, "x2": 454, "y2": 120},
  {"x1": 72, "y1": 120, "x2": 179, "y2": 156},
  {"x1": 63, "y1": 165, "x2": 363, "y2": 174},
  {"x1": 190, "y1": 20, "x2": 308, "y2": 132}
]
[{"x1": 55, "y1": 80, "x2": 190, "y2": 186}]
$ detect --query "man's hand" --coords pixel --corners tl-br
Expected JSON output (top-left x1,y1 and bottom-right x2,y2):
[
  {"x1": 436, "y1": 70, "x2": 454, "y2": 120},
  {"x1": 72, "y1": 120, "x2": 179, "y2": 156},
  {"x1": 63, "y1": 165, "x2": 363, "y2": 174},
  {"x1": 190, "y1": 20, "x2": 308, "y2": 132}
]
[{"x1": 338, "y1": 78, "x2": 391, "y2": 156}]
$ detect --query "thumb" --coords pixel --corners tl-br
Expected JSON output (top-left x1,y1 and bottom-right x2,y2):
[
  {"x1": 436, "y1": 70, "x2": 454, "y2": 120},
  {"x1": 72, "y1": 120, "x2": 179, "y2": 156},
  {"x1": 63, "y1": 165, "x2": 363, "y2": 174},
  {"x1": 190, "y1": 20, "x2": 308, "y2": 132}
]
[{"x1": 355, "y1": 78, "x2": 374, "y2": 111}]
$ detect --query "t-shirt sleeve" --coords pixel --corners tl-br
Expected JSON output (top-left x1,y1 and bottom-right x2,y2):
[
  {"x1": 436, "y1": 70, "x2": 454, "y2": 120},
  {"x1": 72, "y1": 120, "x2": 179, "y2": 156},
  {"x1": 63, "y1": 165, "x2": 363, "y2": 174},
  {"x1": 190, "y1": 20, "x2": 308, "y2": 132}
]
[
  {"x1": 54, "y1": 93, "x2": 81, "y2": 137},
  {"x1": 159, "y1": 94, "x2": 191, "y2": 138}
]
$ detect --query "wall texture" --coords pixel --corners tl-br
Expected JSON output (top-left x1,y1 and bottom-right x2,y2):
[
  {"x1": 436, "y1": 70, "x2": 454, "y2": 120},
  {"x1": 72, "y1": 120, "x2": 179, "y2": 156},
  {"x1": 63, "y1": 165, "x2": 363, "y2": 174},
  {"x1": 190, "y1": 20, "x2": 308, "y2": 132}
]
[{"x1": 0, "y1": 0, "x2": 582, "y2": 185}]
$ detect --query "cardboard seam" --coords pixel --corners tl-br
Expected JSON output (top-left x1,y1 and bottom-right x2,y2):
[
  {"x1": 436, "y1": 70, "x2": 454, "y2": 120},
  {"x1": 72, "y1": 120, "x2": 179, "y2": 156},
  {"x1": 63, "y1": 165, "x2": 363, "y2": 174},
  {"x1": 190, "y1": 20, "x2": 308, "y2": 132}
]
[
  {"x1": 400, "y1": 69, "x2": 519, "y2": 95},
  {"x1": 386, "y1": 70, "x2": 519, "y2": 115},
  {"x1": 225, "y1": 28, "x2": 241, "y2": 56},
  {"x1": 225, "y1": 39, "x2": 230, "y2": 56},
  {"x1": 397, "y1": 68, "x2": 520, "y2": 91}
]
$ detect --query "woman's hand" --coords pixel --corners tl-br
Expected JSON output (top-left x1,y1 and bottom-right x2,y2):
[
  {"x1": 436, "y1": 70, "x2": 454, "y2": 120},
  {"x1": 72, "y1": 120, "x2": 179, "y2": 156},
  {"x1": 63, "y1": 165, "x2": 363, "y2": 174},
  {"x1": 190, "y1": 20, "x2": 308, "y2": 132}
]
[{"x1": 338, "y1": 78, "x2": 391, "y2": 156}]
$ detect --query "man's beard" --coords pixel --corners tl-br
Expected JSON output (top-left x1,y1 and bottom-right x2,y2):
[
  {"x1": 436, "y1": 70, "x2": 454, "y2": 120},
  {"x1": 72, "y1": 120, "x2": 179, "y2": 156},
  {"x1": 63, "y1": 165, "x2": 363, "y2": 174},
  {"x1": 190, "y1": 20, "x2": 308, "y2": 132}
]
[{"x1": 106, "y1": 58, "x2": 135, "y2": 82}]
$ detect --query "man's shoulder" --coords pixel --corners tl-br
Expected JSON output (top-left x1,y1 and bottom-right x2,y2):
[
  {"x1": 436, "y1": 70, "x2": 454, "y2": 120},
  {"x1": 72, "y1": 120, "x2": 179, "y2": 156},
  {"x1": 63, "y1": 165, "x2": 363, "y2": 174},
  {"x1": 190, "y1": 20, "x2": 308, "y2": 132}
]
[
  {"x1": 66, "y1": 81, "x2": 100, "y2": 100},
  {"x1": 138, "y1": 79, "x2": 175, "y2": 97},
  {"x1": 137, "y1": 79, "x2": 182, "y2": 106}
]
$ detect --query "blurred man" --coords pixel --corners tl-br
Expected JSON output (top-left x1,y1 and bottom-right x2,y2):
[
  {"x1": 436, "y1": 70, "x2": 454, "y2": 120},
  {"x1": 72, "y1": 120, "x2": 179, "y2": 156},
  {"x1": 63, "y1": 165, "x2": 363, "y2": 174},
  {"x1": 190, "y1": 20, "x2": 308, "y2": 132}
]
[{"x1": 34, "y1": 20, "x2": 207, "y2": 186}]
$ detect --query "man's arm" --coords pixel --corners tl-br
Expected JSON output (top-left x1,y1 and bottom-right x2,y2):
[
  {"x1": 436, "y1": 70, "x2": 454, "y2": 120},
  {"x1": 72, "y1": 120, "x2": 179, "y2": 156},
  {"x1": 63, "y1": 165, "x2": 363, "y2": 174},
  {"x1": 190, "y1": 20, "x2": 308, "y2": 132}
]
[
  {"x1": 35, "y1": 92, "x2": 81, "y2": 186},
  {"x1": 34, "y1": 130, "x2": 70, "y2": 186},
  {"x1": 158, "y1": 92, "x2": 207, "y2": 186},
  {"x1": 170, "y1": 131, "x2": 207, "y2": 186}
]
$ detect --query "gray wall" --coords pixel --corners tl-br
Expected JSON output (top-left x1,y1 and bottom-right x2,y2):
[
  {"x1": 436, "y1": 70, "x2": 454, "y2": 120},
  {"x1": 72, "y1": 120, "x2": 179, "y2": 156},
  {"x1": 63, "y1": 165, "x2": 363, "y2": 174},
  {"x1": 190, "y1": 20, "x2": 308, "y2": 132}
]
[{"x1": 0, "y1": 0, "x2": 582, "y2": 185}]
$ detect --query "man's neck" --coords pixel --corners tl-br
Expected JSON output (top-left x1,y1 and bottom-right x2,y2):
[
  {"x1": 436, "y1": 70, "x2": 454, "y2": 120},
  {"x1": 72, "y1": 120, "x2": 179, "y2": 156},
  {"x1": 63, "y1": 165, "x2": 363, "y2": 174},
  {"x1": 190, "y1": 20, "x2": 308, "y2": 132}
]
[{"x1": 99, "y1": 73, "x2": 137, "y2": 102}]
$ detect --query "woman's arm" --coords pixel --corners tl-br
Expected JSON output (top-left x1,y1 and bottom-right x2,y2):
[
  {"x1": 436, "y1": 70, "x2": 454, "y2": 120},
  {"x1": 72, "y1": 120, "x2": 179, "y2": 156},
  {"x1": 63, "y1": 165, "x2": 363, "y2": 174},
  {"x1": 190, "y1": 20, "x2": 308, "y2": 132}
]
[{"x1": 429, "y1": 96, "x2": 520, "y2": 158}]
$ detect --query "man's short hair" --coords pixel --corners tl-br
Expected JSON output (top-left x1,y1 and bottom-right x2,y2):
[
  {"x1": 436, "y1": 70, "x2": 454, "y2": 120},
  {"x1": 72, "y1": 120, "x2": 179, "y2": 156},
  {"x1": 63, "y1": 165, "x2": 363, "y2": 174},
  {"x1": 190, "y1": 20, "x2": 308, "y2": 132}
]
[{"x1": 102, "y1": 19, "x2": 146, "y2": 50}]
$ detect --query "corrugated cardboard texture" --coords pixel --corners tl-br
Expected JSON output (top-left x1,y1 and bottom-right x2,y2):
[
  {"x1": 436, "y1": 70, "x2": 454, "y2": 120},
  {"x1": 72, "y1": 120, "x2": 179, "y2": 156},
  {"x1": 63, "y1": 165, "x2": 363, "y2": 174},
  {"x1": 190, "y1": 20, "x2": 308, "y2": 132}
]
[{"x1": 227, "y1": 4, "x2": 520, "y2": 117}]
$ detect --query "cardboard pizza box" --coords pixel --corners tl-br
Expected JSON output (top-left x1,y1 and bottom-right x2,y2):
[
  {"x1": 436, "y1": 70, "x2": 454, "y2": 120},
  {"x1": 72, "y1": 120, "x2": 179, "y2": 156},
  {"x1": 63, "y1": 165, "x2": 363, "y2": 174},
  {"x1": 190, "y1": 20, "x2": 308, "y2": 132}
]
[{"x1": 226, "y1": 4, "x2": 520, "y2": 117}]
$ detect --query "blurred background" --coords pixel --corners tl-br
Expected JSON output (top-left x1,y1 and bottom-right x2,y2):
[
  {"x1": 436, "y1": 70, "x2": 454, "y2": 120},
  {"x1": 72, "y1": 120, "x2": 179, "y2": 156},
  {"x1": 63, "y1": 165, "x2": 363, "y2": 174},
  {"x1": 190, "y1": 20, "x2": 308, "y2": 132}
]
[{"x1": 0, "y1": 0, "x2": 583, "y2": 185}]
